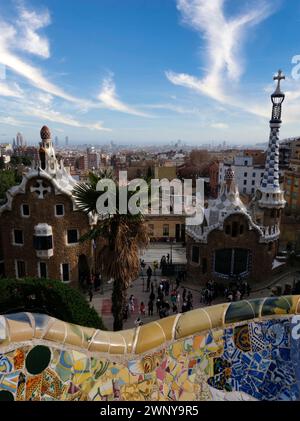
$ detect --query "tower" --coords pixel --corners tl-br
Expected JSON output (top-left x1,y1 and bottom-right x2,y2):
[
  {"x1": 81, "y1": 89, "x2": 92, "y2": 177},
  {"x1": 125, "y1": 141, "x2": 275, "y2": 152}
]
[
  {"x1": 38, "y1": 126, "x2": 58, "y2": 175},
  {"x1": 255, "y1": 70, "x2": 286, "y2": 238}
]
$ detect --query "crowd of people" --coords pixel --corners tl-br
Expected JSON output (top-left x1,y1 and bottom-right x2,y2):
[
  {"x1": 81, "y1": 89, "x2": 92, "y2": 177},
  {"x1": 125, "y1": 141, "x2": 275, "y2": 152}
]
[
  {"x1": 200, "y1": 278, "x2": 251, "y2": 305},
  {"x1": 119, "y1": 259, "x2": 254, "y2": 326}
]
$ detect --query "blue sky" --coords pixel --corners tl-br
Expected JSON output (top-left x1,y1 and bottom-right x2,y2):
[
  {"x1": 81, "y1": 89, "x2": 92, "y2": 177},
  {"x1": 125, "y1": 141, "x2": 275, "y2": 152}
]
[{"x1": 0, "y1": 0, "x2": 300, "y2": 145}]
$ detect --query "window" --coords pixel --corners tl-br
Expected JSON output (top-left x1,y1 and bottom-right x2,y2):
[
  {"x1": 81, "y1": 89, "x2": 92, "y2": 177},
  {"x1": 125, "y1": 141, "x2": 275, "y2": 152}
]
[
  {"x1": 191, "y1": 245, "x2": 200, "y2": 264},
  {"x1": 61, "y1": 263, "x2": 70, "y2": 282},
  {"x1": 252, "y1": 172, "x2": 256, "y2": 177},
  {"x1": 243, "y1": 180, "x2": 247, "y2": 185},
  {"x1": 251, "y1": 188, "x2": 255, "y2": 194},
  {"x1": 261, "y1": 173, "x2": 264, "y2": 178},
  {"x1": 14, "y1": 230, "x2": 23, "y2": 245},
  {"x1": 244, "y1": 172, "x2": 247, "y2": 177},
  {"x1": 244, "y1": 161, "x2": 248, "y2": 166},
  {"x1": 163, "y1": 224, "x2": 169, "y2": 237},
  {"x1": 67, "y1": 229, "x2": 79, "y2": 244},
  {"x1": 148, "y1": 224, "x2": 154, "y2": 237},
  {"x1": 16, "y1": 260, "x2": 26, "y2": 278},
  {"x1": 21, "y1": 204, "x2": 30, "y2": 217},
  {"x1": 252, "y1": 180, "x2": 255, "y2": 186},
  {"x1": 55, "y1": 204, "x2": 64, "y2": 216},
  {"x1": 232, "y1": 221, "x2": 238, "y2": 237},
  {"x1": 243, "y1": 187, "x2": 246, "y2": 193},
  {"x1": 39, "y1": 262, "x2": 47, "y2": 279},
  {"x1": 34, "y1": 236, "x2": 53, "y2": 250}
]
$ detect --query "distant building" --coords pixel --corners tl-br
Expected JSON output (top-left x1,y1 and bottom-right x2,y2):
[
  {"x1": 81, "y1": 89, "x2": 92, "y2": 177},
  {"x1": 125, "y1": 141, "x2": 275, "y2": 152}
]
[
  {"x1": 154, "y1": 166, "x2": 177, "y2": 181},
  {"x1": 219, "y1": 155, "x2": 266, "y2": 196},
  {"x1": 77, "y1": 155, "x2": 88, "y2": 172},
  {"x1": 87, "y1": 147, "x2": 100, "y2": 170}
]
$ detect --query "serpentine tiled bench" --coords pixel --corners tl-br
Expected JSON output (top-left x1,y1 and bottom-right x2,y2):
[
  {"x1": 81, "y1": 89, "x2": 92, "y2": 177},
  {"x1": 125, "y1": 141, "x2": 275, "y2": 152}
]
[{"x1": 0, "y1": 295, "x2": 300, "y2": 401}]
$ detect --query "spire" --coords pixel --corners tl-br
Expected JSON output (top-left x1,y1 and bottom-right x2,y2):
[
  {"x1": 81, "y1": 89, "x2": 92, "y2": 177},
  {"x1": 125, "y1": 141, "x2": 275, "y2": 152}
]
[
  {"x1": 38, "y1": 125, "x2": 58, "y2": 175},
  {"x1": 258, "y1": 70, "x2": 286, "y2": 208}
]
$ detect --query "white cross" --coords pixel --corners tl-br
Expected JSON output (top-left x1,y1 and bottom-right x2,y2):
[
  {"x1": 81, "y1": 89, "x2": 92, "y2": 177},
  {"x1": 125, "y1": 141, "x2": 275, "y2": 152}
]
[{"x1": 30, "y1": 179, "x2": 51, "y2": 199}]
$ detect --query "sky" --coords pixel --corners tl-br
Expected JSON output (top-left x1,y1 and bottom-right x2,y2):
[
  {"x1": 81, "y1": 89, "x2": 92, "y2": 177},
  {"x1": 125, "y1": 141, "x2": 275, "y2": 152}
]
[{"x1": 0, "y1": 0, "x2": 300, "y2": 146}]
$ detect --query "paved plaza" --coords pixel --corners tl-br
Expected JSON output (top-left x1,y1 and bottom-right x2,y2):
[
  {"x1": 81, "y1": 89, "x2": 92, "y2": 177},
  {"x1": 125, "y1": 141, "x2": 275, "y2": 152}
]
[{"x1": 87, "y1": 243, "x2": 300, "y2": 330}]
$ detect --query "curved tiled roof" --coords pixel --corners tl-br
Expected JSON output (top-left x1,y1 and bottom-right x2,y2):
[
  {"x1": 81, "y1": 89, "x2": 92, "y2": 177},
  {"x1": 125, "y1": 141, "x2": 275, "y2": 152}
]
[{"x1": 0, "y1": 295, "x2": 299, "y2": 355}]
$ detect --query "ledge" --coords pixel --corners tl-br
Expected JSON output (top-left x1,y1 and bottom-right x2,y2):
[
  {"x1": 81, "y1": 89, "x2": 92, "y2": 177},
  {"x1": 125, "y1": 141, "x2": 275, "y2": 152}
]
[{"x1": 0, "y1": 295, "x2": 299, "y2": 355}]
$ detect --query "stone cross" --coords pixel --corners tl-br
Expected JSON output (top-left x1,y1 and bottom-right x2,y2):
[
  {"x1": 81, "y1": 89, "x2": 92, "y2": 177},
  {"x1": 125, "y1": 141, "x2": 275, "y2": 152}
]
[{"x1": 30, "y1": 179, "x2": 51, "y2": 199}]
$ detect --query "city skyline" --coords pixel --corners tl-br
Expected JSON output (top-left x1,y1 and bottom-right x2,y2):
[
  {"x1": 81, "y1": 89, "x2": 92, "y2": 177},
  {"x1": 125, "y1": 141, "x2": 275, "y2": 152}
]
[{"x1": 0, "y1": 0, "x2": 300, "y2": 145}]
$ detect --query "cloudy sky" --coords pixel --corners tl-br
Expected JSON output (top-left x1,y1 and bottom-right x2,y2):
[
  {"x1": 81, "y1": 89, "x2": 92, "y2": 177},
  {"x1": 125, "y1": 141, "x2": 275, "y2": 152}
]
[{"x1": 0, "y1": 0, "x2": 300, "y2": 145}]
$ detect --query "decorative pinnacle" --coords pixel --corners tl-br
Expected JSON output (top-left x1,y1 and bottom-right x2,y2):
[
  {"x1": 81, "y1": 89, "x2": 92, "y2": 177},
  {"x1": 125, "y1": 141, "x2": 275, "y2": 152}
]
[{"x1": 273, "y1": 69, "x2": 285, "y2": 94}]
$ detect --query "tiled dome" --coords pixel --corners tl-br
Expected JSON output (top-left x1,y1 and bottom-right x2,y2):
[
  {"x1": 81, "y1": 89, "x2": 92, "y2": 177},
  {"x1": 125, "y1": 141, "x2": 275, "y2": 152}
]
[
  {"x1": 40, "y1": 126, "x2": 51, "y2": 140},
  {"x1": 225, "y1": 166, "x2": 235, "y2": 181}
]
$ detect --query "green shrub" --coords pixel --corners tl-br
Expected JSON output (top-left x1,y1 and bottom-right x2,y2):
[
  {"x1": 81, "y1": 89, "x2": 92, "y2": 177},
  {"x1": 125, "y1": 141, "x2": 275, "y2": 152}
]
[{"x1": 0, "y1": 277, "x2": 106, "y2": 330}]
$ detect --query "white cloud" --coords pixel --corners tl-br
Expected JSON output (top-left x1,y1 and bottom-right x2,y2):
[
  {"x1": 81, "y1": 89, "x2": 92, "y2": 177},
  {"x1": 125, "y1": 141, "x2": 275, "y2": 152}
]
[
  {"x1": 98, "y1": 75, "x2": 150, "y2": 117},
  {"x1": 0, "y1": 81, "x2": 23, "y2": 98},
  {"x1": 211, "y1": 122, "x2": 228, "y2": 129},
  {"x1": 16, "y1": 6, "x2": 51, "y2": 58},
  {"x1": 145, "y1": 102, "x2": 201, "y2": 115},
  {"x1": 166, "y1": 0, "x2": 275, "y2": 116},
  {"x1": 24, "y1": 106, "x2": 111, "y2": 131}
]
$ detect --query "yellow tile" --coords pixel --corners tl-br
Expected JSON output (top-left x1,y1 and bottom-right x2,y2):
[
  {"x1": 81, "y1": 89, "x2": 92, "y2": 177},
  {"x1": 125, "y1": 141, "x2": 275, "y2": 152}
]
[
  {"x1": 156, "y1": 315, "x2": 177, "y2": 341},
  {"x1": 43, "y1": 320, "x2": 66, "y2": 343},
  {"x1": 205, "y1": 303, "x2": 229, "y2": 328},
  {"x1": 6, "y1": 319, "x2": 33, "y2": 342},
  {"x1": 134, "y1": 323, "x2": 166, "y2": 354},
  {"x1": 119, "y1": 329, "x2": 135, "y2": 354},
  {"x1": 108, "y1": 333, "x2": 126, "y2": 354},
  {"x1": 88, "y1": 330, "x2": 110, "y2": 353},
  {"x1": 175, "y1": 309, "x2": 211, "y2": 339}
]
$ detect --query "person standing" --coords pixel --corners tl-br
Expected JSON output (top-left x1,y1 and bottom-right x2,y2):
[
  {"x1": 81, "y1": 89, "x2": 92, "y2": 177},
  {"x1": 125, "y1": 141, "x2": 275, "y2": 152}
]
[
  {"x1": 148, "y1": 299, "x2": 154, "y2": 316},
  {"x1": 146, "y1": 266, "x2": 152, "y2": 292},
  {"x1": 140, "y1": 301, "x2": 146, "y2": 315}
]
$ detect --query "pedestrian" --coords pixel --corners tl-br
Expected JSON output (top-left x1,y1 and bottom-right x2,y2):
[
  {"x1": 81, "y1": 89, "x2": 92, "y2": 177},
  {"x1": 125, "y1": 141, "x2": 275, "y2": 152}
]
[
  {"x1": 182, "y1": 288, "x2": 187, "y2": 301},
  {"x1": 156, "y1": 298, "x2": 161, "y2": 314},
  {"x1": 148, "y1": 299, "x2": 154, "y2": 316},
  {"x1": 182, "y1": 301, "x2": 188, "y2": 313},
  {"x1": 129, "y1": 295, "x2": 135, "y2": 313},
  {"x1": 140, "y1": 301, "x2": 146, "y2": 315},
  {"x1": 176, "y1": 291, "x2": 181, "y2": 306},
  {"x1": 165, "y1": 279, "x2": 170, "y2": 296},
  {"x1": 172, "y1": 303, "x2": 178, "y2": 313},
  {"x1": 235, "y1": 290, "x2": 241, "y2": 301},
  {"x1": 149, "y1": 290, "x2": 155, "y2": 302},
  {"x1": 167, "y1": 253, "x2": 170, "y2": 264},
  {"x1": 146, "y1": 265, "x2": 152, "y2": 279}
]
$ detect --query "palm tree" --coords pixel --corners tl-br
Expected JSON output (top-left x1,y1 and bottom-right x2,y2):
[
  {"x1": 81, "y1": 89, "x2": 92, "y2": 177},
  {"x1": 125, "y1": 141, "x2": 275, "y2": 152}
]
[{"x1": 73, "y1": 171, "x2": 149, "y2": 331}]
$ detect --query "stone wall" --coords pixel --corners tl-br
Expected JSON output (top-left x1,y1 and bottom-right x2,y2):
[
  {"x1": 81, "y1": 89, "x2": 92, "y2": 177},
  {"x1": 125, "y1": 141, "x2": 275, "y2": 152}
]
[
  {"x1": 0, "y1": 295, "x2": 300, "y2": 401},
  {"x1": 0, "y1": 176, "x2": 92, "y2": 285}
]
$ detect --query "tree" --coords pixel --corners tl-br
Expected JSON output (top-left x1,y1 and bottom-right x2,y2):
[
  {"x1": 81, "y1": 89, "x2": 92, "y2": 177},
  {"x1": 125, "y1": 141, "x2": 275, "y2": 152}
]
[
  {"x1": 0, "y1": 170, "x2": 20, "y2": 202},
  {"x1": 0, "y1": 157, "x2": 5, "y2": 170},
  {"x1": 73, "y1": 171, "x2": 149, "y2": 331},
  {"x1": 0, "y1": 277, "x2": 105, "y2": 329}
]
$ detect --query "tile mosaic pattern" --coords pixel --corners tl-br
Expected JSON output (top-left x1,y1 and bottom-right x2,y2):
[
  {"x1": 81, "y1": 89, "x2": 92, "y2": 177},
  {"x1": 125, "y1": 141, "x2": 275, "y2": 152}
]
[{"x1": 0, "y1": 295, "x2": 299, "y2": 401}]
